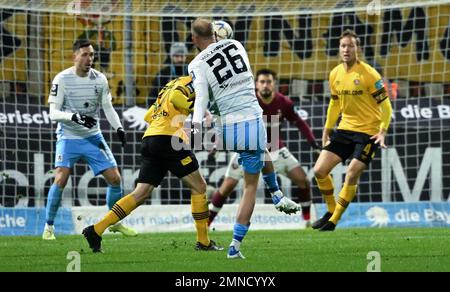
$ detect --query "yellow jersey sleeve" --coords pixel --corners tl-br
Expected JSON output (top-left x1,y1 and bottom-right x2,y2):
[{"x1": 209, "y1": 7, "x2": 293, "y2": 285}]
[
  {"x1": 170, "y1": 86, "x2": 195, "y2": 114},
  {"x1": 365, "y1": 67, "x2": 388, "y2": 104},
  {"x1": 329, "y1": 68, "x2": 338, "y2": 100},
  {"x1": 325, "y1": 98, "x2": 341, "y2": 129},
  {"x1": 379, "y1": 97, "x2": 392, "y2": 131},
  {"x1": 325, "y1": 67, "x2": 341, "y2": 129}
]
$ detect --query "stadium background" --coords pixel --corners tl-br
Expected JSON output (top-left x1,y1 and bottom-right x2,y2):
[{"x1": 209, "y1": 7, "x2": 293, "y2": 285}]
[{"x1": 1, "y1": 0, "x2": 449, "y2": 235}]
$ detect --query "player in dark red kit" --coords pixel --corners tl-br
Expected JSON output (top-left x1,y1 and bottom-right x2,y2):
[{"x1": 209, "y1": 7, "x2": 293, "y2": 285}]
[{"x1": 208, "y1": 69, "x2": 321, "y2": 227}]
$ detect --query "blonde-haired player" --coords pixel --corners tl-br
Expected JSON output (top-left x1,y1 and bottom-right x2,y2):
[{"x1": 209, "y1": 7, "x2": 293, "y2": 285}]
[{"x1": 312, "y1": 29, "x2": 392, "y2": 231}]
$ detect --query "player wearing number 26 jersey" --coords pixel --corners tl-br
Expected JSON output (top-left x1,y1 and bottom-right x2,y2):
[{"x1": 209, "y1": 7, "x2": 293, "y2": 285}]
[
  {"x1": 189, "y1": 38, "x2": 262, "y2": 125},
  {"x1": 189, "y1": 19, "x2": 299, "y2": 260}
]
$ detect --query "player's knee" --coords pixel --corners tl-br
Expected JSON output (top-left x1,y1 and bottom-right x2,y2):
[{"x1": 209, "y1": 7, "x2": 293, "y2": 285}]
[
  {"x1": 313, "y1": 166, "x2": 327, "y2": 179},
  {"x1": 54, "y1": 170, "x2": 70, "y2": 187},
  {"x1": 108, "y1": 175, "x2": 122, "y2": 186},
  {"x1": 53, "y1": 178, "x2": 68, "y2": 188},
  {"x1": 345, "y1": 171, "x2": 360, "y2": 185}
]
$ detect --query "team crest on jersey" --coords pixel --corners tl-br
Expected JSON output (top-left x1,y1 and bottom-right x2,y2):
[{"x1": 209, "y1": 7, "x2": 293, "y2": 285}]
[
  {"x1": 354, "y1": 79, "x2": 360, "y2": 85},
  {"x1": 50, "y1": 84, "x2": 58, "y2": 96},
  {"x1": 56, "y1": 154, "x2": 63, "y2": 162}
]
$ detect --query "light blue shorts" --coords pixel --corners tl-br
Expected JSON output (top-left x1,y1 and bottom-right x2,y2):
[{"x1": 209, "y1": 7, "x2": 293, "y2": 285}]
[
  {"x1": 54, "y1": 133, "x2": 117, "y2": 176},
  {"x1": 216, "y1": 118, "x2": 267, "y2": 174}
]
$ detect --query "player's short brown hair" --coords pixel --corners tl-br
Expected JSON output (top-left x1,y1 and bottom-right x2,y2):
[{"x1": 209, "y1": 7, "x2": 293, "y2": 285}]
[
  {"x1": 73, "y1": 39, "x2": 92, "y2": 52},
  {"x1": 339, "y1": 29, "x2": 360, "y2": 47},
  {"x1": 255, "y1": 69, "x2": 277, "y2": 81}
]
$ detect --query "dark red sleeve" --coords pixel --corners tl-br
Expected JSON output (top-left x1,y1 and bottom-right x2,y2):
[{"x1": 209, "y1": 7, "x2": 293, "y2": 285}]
[{"x1": 282, "y1": 96, "x2": 319, "y2": 148}]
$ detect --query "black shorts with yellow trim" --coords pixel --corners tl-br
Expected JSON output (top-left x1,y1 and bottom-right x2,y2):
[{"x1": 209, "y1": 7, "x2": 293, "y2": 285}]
[
  {"x1": 138, "y1": 135, "x2": 199, "y2": 186},
  {"x1": 323, "y1": 130, "x2": 379, "y2": 165}
]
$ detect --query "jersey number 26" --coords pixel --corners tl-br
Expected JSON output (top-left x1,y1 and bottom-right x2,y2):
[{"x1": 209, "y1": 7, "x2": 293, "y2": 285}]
[{"x1": 206, "y1": 44, "x2": 248, "y2": 84}]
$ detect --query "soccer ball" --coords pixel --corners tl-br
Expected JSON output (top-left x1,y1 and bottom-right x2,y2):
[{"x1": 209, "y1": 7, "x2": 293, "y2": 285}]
[{"x1": 213, "y1": 20, "x2": 233, "y2": 41}]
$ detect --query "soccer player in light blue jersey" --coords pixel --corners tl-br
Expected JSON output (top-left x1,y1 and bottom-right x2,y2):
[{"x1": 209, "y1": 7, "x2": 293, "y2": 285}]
[
  {"x1": 42, "y1": 39, "x2": 136, "y2": 240},
  {"x1": 188, "y1": 19, "x2": 300, "y2": 259}
]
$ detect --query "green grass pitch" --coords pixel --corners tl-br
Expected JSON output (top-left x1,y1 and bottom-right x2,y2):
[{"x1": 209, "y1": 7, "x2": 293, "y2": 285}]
[{"x1": 0, "y1": 228, "x2": 448, "y2": 272}]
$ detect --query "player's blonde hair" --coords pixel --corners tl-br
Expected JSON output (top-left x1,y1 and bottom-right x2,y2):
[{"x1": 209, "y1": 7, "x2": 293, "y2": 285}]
[{"x1": 339, "y1": 29, "x2": 361, "y2": 47}]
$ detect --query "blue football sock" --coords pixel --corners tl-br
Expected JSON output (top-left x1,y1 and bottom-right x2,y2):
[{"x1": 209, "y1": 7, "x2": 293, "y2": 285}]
[
  {"x1": 232, "y1": 223, "x2": 250, "y2": 243},
  {"x1": 45, "y1": 184, "x2": 63, "y2": 225},
  {"x1": 106, "y1": 185, "x2": 123, "y2": 210},
  {"x1": 263, "y1": 172, "x2": 280, "y2": 193}
]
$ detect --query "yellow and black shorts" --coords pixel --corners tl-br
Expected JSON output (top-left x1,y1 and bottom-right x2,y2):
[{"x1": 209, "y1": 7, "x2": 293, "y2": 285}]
[
  {"x1": 323, "y1": 130, "x2": 379, "y2": 165},
  {"x1": 138, "y1": 135, "x2": 199, "y2": 186}
]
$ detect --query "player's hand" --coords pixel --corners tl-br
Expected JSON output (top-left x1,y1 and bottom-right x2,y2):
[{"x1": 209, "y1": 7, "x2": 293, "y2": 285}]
[
  {"x1": 71, "y1": 113, "x2": 96, "y2": 129},
  {"x1": 322, "y1": 130, "x2": 331, "y2": 148},
  {"x1": 371, "y1": 130, "x2": 387, "y2": 148},
  {"x1": 116, "y1": 127, "x2": 127, "y2": 147}
]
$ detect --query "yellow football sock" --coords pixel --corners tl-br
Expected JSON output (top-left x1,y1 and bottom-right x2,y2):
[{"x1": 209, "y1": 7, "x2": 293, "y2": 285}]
[
  {"x1": 191, "y1": 193, "x2": 210, "y2": 246},
  {"x1": 94, "y1": 194, "x2": 137, "y2": 236},
  {"x1": 330, "y1": 184, "x2": 357, "y2": 225},
  {"x1": 316, "y1": 175, "x2": 336, "y2": 213}
]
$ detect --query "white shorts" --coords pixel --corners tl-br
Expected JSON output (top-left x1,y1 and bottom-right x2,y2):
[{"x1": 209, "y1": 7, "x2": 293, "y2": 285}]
[{"x1": 225, "y1": 147, "x2": 300, "y2": 180}]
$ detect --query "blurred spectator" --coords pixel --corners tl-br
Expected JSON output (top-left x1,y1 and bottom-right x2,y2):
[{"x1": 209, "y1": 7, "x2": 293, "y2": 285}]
[{"x1": 148, "y1": 42, "x2": 189, "y2": 106}]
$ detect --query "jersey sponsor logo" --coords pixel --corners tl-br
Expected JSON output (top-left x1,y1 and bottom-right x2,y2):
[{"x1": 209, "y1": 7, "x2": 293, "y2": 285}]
[
  {"x1": 50, "y1": 84, "x2": 58, "y2": 96},
  {"x1": 228, "y1": 76, "x2": 253, "y2": 89},
  {"x1": 375, "y1": 79, "x2": 384, "y2": 90},
  {"x1": 151, "y1": 110, "x2": 169, "y2": 120},
  {"x1": 336, "y1": 89, "x2": 363, "y2": 95}
]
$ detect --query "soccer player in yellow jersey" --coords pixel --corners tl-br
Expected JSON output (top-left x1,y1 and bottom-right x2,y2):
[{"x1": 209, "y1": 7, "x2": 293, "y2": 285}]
[
  {"x1": 312, "y1": 30, "x2": 392, "y2": 231},
  {"x1": 82, "y1": 76, "x2": 223, "y2": 252}
]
